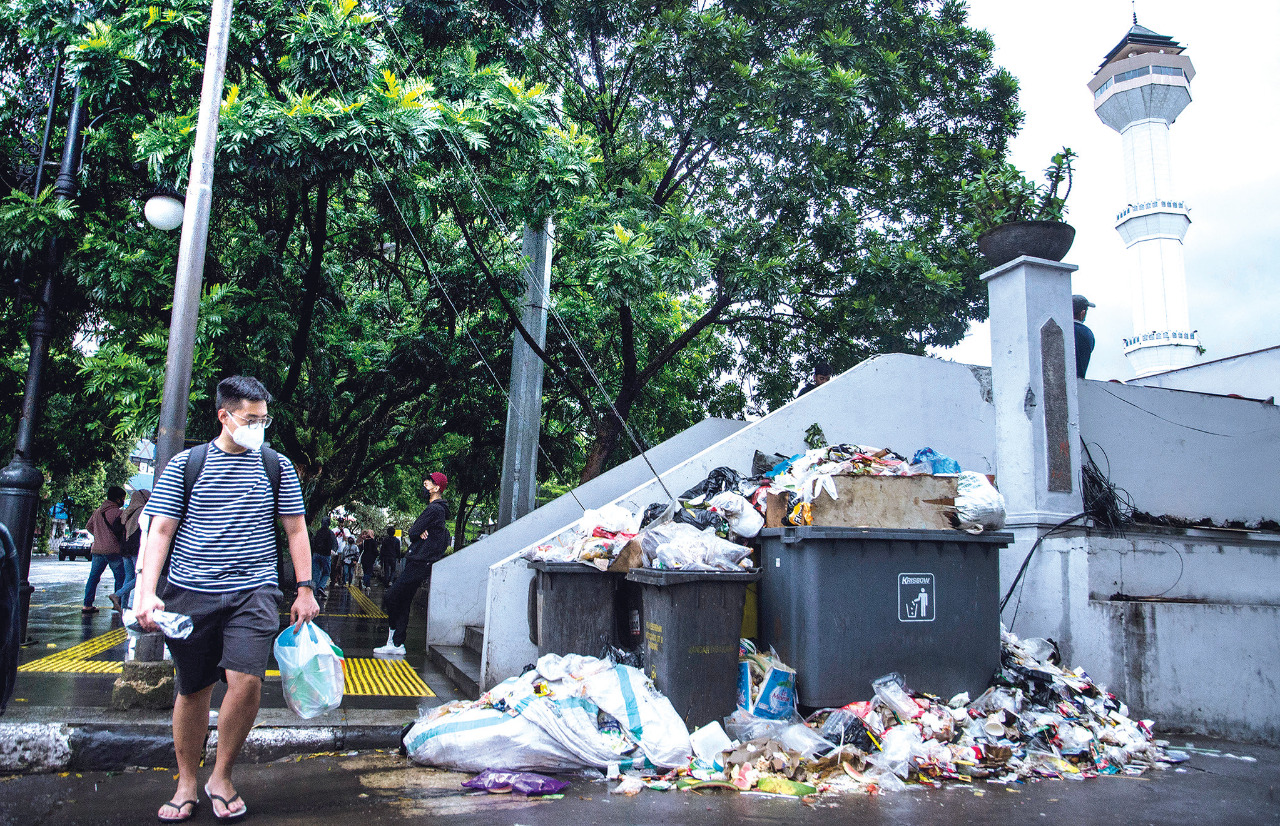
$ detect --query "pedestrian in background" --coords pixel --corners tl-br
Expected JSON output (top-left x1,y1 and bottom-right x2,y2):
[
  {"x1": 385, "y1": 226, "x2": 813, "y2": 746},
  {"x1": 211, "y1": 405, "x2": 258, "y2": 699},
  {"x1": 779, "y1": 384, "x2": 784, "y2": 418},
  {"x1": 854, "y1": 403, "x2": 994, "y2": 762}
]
[
  {"x1": 310, "y1": 516, "x2": 336, "y2": 599},
  {"x1": 1073, "y1": 294, "x2": 1096, "y2": 379},
  {"x1": 114, "y1": 488, "x2": 150, "y2": 610},
  {"x1": 341, "y1": 532, "x2": 359, "y2": 587},
  {"x1": 360, "y1": 529, "x2": 378, "y2": 589},
  {"x1": 82, "y1": 485, "x2": 127, "y2": 615},
  {"x1": 133, "y1": 375, "x2": 316, "y2": 822},
  {"x1": 376, "y1": 473, "x2": 450, "y2": 657},
  {"x1": 379, "y1": 526, "x2": 400, "y2": 587},
  {"x1": 798, "y1": 361, "x2": 833, "y2": 396}
]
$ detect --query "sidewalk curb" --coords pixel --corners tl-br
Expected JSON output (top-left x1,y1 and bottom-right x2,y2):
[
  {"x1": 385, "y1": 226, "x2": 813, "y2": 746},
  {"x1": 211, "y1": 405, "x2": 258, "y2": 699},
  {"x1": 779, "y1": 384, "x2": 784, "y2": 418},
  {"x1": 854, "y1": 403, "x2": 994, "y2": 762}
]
[{"x1": 0, "y1": 708, "x2": 410, "y2": 773}]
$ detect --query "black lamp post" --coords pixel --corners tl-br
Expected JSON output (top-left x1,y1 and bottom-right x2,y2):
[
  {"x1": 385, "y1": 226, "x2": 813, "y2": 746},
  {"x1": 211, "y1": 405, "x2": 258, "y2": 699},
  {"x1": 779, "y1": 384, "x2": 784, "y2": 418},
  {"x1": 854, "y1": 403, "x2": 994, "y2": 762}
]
[{"x1": 0, "y1": 84, "x2": 85, "y2": 646}]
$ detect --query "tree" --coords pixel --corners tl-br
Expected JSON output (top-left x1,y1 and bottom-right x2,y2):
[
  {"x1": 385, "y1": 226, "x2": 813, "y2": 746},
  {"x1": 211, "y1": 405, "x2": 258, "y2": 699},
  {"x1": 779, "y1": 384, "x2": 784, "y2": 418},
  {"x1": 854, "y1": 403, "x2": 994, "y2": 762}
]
[{"x1": 468, "y1": 0, "x2": 1021, "y2": 479}]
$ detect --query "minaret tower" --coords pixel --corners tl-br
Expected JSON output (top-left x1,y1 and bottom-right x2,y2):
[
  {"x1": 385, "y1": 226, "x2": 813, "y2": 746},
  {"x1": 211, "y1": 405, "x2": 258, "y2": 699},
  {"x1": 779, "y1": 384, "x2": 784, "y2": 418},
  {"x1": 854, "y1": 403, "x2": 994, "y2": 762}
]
[{"x1": 1089, "y1": 19, "x2": 1200, "y2": 376}]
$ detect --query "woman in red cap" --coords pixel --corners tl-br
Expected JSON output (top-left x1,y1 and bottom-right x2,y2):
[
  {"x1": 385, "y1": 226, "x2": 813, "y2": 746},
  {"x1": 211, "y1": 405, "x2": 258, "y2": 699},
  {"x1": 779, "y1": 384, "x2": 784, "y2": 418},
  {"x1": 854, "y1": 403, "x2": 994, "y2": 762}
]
[{"x1": 375, "y1": 472, "x2": 450, "y2": 656}]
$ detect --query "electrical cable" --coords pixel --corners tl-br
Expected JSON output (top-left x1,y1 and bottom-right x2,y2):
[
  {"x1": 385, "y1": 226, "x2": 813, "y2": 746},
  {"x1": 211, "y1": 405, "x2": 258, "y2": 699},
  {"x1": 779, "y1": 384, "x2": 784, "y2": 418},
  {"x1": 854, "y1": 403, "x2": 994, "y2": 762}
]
[
  {"x1": 371, "y1": 15, "x2": 679, "y2": 503},
  {"x1": 1000, "y1": 512, "x2": 1086, "y2": 629},
  {"x1": 298, "y1": 8, "x2": 596, "y2": 512}
]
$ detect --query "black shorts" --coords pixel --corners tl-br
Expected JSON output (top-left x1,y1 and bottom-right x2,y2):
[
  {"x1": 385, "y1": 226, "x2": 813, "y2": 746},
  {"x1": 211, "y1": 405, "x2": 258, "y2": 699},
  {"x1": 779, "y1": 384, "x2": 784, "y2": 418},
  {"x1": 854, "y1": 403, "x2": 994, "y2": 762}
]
[{"x1": 161, "y1": 584, "x2": 284, "y2": 695}]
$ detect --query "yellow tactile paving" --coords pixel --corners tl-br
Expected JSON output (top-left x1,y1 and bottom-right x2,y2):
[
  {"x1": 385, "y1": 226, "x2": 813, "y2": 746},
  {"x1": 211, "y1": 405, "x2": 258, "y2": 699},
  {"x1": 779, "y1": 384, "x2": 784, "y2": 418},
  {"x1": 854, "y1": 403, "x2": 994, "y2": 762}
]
[
  {"x1": 344, "y1": 587, "x2": 387, "y2": 619},
  {"x1": 18, "y1": 627, "x2": 127, "y2": 674},
  {"x1": 343, "y1": 657, "x2": 434, "y2": 697}
]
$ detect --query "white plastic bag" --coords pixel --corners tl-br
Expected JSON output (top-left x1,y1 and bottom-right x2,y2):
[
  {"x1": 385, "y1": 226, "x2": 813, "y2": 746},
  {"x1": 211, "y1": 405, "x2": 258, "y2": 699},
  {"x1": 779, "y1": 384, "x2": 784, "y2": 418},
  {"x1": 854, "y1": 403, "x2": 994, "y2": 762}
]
[
  {"x1": 639, "y1": 523, "x2": 752, "y2": 571},
  {"x1": 954, "y1": 471, "x2": 1006, "y2": 533},
  {"x1": 706, "y1": 492, "x2": 765, "y2": 539},
  {"x1": 274, "y1": 622, "x2": 344, "y2": 719}
]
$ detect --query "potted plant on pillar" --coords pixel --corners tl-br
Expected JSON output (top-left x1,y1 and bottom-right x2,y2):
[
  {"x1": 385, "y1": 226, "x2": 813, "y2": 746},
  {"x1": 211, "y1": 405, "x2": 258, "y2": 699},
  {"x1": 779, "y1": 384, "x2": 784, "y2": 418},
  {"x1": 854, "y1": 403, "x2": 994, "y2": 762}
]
[{"x1": 962, "y1": 148, "x2": 1077, "y2": 268}]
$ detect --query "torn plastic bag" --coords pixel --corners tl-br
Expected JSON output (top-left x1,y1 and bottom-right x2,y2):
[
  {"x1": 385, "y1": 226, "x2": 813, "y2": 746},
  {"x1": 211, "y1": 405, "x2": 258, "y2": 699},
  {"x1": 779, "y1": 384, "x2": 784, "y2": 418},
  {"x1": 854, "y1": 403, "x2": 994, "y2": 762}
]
[
  {"x1": 706, "y1": 492, "x2": 764, "y2": 538},
  {"x1": 776, "y1": 723, "x2": 835, "y2": 761},
  {"x1": 640, "y1": 502, "x2": 670, "y2": 529},
  {"x1": 274, "y1": 622, "x2": 345, "y2": 719},
  {"x1": 639, "y1": 522, "x2": 752, "y2": 571},
  {"x1": 578, "y1": 504, "x2": 641, "y2": 536},
  {"x1": 953, "y1": 471, "x2": 1006, "y2": 533},
  {"x1": 723, "y1": 708, "x2": 789, "y2": 742},
  {"x1": 461, "y1": 769, "x2": 570, "y2": 796},
  {"x1": 678, "y1": 467, "x2": 742, "y2": 502}
]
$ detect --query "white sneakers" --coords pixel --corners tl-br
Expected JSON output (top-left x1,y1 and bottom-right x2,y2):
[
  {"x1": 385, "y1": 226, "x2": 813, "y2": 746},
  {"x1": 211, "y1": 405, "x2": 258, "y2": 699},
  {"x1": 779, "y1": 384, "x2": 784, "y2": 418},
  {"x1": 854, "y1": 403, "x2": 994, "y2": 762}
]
[{"x1": 374, "y1": 631, "x2": 405, "y2": 657}]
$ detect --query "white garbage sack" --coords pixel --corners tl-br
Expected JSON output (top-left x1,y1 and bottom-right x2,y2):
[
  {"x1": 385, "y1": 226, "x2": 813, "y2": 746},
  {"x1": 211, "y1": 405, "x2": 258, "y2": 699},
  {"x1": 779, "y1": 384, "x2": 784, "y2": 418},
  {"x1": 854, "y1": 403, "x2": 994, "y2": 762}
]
[
  {"x1": 638, "y1": 523, "x2": 752, "y2": 571},
  {"x1": 405, "y1": 654, "x2": 692, "y2": 773},
  {"x1": 403, "y1": 705, "x2": 587, "y2": 773},
  {"x1": 953, "y1": 471, "x2": 1006, "y2": 533}
]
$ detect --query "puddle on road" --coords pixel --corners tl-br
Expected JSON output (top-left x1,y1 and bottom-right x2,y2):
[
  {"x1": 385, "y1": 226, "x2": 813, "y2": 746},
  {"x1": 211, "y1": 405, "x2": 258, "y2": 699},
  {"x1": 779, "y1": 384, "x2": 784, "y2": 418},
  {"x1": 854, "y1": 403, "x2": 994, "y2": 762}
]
[{"x1": 340, "y1": 753, "x2": 554, "y2": 818}]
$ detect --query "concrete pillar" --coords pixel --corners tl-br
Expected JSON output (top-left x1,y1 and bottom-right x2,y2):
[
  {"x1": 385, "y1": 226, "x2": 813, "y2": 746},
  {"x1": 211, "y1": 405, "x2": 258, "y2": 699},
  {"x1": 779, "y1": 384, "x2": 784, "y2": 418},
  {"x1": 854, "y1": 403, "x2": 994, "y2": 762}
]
[
  {"x1": 497, "y1": 221, "x2": 552, "y2": 528},
  {"x1": 981, "y1": 255, "x2": 1084, "y2": 527}
]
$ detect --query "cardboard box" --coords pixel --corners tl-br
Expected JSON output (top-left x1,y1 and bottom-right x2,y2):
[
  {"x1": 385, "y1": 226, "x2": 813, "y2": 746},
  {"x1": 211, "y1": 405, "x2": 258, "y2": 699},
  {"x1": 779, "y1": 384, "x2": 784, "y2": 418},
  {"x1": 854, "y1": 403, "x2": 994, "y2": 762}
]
[
  {"x1": 604, "y1": 536, "x2": 645, "y2": 573},
  {"x1": 764, "y1": 474, "x2": 959, "y2": 530}
]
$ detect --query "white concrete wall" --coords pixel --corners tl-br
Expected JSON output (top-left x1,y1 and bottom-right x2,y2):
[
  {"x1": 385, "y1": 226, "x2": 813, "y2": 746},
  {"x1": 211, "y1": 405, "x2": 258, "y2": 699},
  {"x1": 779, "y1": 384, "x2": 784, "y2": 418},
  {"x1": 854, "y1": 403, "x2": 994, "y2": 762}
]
[
  {"x1": 1131, "y1": 346, "x2": 1280, "y2": 402},
  {"x1": 480, "y1": 353, "x2": 1000, "y2": 688},
  {"x1": 1077, "y1": 379, "x2": 1280, "y2": 524}
]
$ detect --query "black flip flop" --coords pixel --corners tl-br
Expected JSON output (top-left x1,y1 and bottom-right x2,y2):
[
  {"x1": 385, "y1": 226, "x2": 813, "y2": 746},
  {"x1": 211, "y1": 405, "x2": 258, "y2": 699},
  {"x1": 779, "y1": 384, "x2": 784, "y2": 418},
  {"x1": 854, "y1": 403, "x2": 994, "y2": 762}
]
[
  {"x1": 157, "y1": 798, "x2": 199, "y2": 823},
  {"x1": 204, "y1": 784, "x2": 248, "y2": 822}
]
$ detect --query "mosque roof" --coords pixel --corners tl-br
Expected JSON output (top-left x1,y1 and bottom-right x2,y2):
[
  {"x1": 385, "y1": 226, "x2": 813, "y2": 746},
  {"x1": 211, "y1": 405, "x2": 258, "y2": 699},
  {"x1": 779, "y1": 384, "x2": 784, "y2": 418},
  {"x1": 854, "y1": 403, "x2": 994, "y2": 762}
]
[{"x1": 1099, "y1": 22, "x2": 1184, "y2": 70}]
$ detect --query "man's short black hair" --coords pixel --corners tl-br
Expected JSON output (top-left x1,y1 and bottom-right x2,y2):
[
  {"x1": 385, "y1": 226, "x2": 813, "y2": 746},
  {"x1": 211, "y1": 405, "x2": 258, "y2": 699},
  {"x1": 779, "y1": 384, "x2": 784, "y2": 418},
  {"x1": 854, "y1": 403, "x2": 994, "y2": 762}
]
[
  {"x1": 814, "y1": 362, "x2": 833, "y2": 377},
  {"x1": 107, "y1": 485, "x2": 126, "y2": 504},
  {"x1": 216, "y1": 375, "x2": 272, "y2": 412},
  {"x1": 386, "y1": 526, "x2": 396, "y2": 536}
]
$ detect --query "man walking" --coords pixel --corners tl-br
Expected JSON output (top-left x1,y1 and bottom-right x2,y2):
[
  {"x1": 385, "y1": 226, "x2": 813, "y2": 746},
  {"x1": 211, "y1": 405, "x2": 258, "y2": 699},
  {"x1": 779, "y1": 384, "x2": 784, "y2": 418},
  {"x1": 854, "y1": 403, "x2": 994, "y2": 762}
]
[
  {"x1": 378, "y1": 526, "x2": 401, "y2": 587},
  {"x1": 310, "y1": 516, "x2": 337, "y2": 599},
  {"x1": 135, "y1": 376, "x2": 317, "y2": 822},
  {"x1": 82, "y1": 485, "x2": 127, "y2": 614}
]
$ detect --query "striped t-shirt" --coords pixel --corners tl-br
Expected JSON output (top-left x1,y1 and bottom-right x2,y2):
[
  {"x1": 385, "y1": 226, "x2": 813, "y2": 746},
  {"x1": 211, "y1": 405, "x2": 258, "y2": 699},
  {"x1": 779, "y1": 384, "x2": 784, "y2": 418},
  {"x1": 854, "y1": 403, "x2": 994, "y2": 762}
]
[{"x1": 144, "y1": 443, "x2": 305, "y2": 593}]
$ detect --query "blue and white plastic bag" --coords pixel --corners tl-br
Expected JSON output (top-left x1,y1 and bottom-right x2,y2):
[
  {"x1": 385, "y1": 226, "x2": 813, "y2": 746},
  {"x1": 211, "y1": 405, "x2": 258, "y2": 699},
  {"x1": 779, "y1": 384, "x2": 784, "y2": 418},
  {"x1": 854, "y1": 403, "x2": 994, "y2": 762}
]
[{"x1": 274, "y1": 622, "x2": 345, "y2": 719}]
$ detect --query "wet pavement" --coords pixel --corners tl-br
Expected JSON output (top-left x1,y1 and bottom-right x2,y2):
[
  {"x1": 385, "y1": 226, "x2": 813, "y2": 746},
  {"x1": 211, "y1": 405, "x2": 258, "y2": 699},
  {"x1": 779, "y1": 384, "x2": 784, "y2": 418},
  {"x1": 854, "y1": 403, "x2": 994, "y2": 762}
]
[
  {"x1": 1, "y1": 734, "x2": 1277, "y2": 825},
  {"x1": 13, "y1": 553, "x2": 463, "y2": 711}
]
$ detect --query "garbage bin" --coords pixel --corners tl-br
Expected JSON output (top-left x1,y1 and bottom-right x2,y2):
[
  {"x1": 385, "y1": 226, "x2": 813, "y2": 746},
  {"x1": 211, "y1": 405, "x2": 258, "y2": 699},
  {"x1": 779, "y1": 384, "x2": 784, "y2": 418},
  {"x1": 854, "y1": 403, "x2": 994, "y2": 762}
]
[
  {"x1": 758, "y1": 526, "x2": 1013, "y2": 707},
  {"x1": 527, "y1": 562, "x2": 620, "y2": 658},
  {"x1": 625, "y1": 567, "x2": 761, "y2": 729}
]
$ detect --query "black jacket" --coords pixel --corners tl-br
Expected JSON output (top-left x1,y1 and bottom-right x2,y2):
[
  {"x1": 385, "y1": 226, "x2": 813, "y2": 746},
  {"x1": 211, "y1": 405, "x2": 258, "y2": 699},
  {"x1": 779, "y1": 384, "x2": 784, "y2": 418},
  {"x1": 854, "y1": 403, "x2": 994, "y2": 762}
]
[{"x1": 406, "y1": 499, "x2": 450, "y2": 564}]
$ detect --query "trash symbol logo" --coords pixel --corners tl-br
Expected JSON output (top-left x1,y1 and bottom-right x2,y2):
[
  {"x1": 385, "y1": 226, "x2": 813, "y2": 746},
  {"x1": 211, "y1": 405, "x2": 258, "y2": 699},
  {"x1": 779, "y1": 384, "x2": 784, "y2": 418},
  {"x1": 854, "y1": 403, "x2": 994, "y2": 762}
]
[{"x1": 898, "y1": 573, "x2": 935, "y2": 622}]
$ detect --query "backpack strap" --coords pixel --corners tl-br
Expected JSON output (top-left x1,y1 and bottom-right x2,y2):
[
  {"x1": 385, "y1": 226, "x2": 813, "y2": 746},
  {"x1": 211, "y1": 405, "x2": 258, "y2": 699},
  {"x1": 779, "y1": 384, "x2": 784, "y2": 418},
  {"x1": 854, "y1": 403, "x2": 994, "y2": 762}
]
[
  {"x1": 181, "y1": 443, "x2": 211, "y2": 521},
  {"x1": 260, "y1": 444, "x2": 282, "y2": 515}
]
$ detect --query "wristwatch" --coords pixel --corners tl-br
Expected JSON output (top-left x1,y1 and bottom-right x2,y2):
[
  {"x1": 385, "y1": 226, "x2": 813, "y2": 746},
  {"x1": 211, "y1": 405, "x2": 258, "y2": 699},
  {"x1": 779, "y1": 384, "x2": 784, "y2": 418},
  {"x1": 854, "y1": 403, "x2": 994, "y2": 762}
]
[{"x1": 296, "y1": 579, "x2": 315, "y2": 590}]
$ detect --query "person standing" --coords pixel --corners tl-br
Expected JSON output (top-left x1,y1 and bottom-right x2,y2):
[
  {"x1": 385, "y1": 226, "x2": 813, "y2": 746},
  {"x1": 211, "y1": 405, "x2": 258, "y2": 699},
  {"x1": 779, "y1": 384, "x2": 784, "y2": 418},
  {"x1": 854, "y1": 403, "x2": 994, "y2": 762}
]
[
  {"x1": 378, "y1": 526, "x2": 401, "y2": 587},
  {"x1": 797, "y1": 361, "x2": 833, "y2": 397},
  {"x1": 359, "y1": 530, "x2": 378, "y2": 588},
  {"x1": 112, "y1": 488, "x2": 150, "y2": 611},
  {"x1": 1073, "y1": 294, "x2": 1096, "y2": 379},
  {"x1": 82, "y1": 486, "x2": 127, "y2": 615},
  {"x1": 134, "y1": 375, "x2": 317, "y2": 822},
  {"x1": 310, "y1": 516, "x2": 337, "y2": 599},
  {"x1": 375, "y1": 473, "x2": 450, "y2": 657},
  {"x1": 340, "y1": 532, "x2": 359, "y2": 587}
]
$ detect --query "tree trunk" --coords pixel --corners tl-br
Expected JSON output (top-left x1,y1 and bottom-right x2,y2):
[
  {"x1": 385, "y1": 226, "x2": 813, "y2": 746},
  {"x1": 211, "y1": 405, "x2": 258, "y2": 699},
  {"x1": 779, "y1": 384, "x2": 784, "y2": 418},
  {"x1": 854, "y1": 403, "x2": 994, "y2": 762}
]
[
  {"x1": 453, "y1": 490, "x2": 472, "y2": 552},
  {"x1": 579, "y1": 409, "x2": 627, "y2": 483}
]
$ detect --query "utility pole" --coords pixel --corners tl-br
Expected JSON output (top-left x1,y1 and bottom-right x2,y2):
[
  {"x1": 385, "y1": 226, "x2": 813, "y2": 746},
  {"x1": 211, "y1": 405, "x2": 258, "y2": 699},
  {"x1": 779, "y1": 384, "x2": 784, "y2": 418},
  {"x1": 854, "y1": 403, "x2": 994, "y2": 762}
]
[
  {"x1": 124, "y1": 0, "x2": 234, "y2": 682},
  {"x1": 497, "y1": 220, "x2": 552, "y2": 528},
  {"x1": 0, "y1": 79, "x2": 84, "y2": 647},
  {"x1": 152, "y1": 0, "x2": 235, "y2": 479}
]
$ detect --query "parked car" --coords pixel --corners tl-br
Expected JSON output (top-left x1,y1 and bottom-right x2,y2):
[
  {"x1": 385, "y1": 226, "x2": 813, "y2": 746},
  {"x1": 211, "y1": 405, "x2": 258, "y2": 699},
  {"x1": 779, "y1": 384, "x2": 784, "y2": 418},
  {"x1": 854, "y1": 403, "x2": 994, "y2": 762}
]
[{"x1": 58, "y1": 529, "x2": 93, "y2": 561}]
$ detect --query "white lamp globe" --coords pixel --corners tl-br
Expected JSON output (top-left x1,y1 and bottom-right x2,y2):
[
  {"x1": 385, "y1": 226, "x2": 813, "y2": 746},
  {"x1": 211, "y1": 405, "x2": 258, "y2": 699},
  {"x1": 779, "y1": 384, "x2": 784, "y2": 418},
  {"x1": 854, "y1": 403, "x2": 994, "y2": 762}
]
[{"x1": 144, "y1": 191, "x2": 185, "y2": 231}]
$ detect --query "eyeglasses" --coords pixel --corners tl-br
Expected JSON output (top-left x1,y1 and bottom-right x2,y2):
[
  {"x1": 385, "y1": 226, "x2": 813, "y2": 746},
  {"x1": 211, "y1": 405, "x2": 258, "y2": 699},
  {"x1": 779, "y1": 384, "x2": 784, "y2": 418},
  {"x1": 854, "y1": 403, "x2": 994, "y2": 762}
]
[{"x1": 227, "y1": 410, "x2": 273, "y2": 428}]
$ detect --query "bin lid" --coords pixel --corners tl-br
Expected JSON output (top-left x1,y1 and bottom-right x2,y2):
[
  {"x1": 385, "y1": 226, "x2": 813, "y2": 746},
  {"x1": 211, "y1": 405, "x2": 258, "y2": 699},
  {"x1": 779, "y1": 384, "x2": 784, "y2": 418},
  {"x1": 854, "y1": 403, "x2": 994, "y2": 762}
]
[
  {"x1": 527, "y1": 560, "x2": 619, "y2": 574},
  {"x1": 759, "y1": 526, "x2": 1013, "y2": 547},
  {"x1": 625, "y1": 567, "x2": 762, "y2": 586}
]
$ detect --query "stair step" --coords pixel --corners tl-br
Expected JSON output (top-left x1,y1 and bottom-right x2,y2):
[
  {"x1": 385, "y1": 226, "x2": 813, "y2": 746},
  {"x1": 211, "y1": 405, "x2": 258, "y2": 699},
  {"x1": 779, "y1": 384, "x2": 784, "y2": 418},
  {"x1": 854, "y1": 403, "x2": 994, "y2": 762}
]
[
  {"x1": 428, "y1": 645, "x2": 481, "y2": 700},
  {"x1": 463, "y1": 624, "x2": 484, "y2": 654}
]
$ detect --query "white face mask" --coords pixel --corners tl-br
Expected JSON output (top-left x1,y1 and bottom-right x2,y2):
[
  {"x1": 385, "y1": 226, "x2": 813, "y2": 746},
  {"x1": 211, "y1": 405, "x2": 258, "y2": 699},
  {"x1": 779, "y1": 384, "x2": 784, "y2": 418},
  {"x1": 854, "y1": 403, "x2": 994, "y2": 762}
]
[{"x1": 231, "y1": 421, "x2": 266, "y2": 451}]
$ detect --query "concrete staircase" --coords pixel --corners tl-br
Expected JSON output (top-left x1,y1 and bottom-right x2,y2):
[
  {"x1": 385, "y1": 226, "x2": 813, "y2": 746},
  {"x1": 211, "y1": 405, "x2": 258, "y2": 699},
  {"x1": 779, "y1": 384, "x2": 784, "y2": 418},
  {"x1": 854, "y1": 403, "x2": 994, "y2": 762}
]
[{"x1": 427, "y1": 624, "x2": 484, "y2": 699}]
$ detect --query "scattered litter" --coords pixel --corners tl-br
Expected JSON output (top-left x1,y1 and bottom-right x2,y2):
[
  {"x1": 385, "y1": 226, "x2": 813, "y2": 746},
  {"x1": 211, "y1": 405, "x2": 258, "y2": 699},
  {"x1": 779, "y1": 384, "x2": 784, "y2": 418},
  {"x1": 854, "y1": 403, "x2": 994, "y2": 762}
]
[{"x1": 461, "y1": 769, "x2": 570, "y2": 796}]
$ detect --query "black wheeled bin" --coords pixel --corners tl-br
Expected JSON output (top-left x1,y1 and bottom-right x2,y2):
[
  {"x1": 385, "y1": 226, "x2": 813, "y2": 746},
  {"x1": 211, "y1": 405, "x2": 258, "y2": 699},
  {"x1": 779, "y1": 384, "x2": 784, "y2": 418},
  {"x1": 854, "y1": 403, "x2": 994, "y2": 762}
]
[
  {"x1": 527, "y1": 562, "x2": 620, "y2": 657},
  {"x1": 625, "y1": 567, "x2": 761, "y2": 729},
  {"x1": 758, "y1": 526, "x2": 1012, "y2": 707}
]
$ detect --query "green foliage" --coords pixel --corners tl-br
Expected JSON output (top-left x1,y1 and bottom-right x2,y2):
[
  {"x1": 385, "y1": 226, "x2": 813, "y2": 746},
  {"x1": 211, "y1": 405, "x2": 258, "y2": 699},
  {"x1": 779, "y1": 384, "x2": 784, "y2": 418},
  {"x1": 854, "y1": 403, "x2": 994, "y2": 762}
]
[{"x1": 960, "y1": 147, "x2": 1077, "y2": 231}]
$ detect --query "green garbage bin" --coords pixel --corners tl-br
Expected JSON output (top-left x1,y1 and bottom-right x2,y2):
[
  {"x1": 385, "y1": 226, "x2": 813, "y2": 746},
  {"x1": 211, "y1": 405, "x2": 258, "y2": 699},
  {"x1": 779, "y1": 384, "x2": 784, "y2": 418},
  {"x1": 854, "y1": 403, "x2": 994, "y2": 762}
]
[
  {"x1": 625, "y1": 568, "x2": 761, "y2": 729},
  {"x1": 758, "y1": 526, "x2": 1013, "y2": 707},
  {"x1": 527, "y1": 562, "x2": 620, "y2": 658}
]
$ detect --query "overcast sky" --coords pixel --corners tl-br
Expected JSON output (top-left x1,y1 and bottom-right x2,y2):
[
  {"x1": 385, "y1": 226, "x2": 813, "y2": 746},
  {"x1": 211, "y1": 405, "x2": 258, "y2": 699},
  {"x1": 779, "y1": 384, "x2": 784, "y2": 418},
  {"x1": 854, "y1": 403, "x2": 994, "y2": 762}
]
[{"x1": 934, "y1": 0, "x2": 1280, "y2": 381}]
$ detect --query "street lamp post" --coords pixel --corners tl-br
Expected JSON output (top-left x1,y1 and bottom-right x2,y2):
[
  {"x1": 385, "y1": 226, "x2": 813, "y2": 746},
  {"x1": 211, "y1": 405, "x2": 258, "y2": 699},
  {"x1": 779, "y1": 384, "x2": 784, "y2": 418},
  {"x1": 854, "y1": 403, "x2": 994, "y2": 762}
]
[{"x1": 0, "y1": 85, "x2": 86, "y2": 646}]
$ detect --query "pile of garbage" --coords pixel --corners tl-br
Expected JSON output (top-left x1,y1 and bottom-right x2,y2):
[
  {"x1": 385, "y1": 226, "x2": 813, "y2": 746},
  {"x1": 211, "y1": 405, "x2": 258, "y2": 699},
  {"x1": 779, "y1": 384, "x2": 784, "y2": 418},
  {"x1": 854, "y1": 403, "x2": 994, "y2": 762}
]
[
  {"x1": 410, "y1": 630, "x2": 1186, "y2": 799},
  {"x1": 524, "y1": 440, "x2": 1006, "y2": 570}
]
